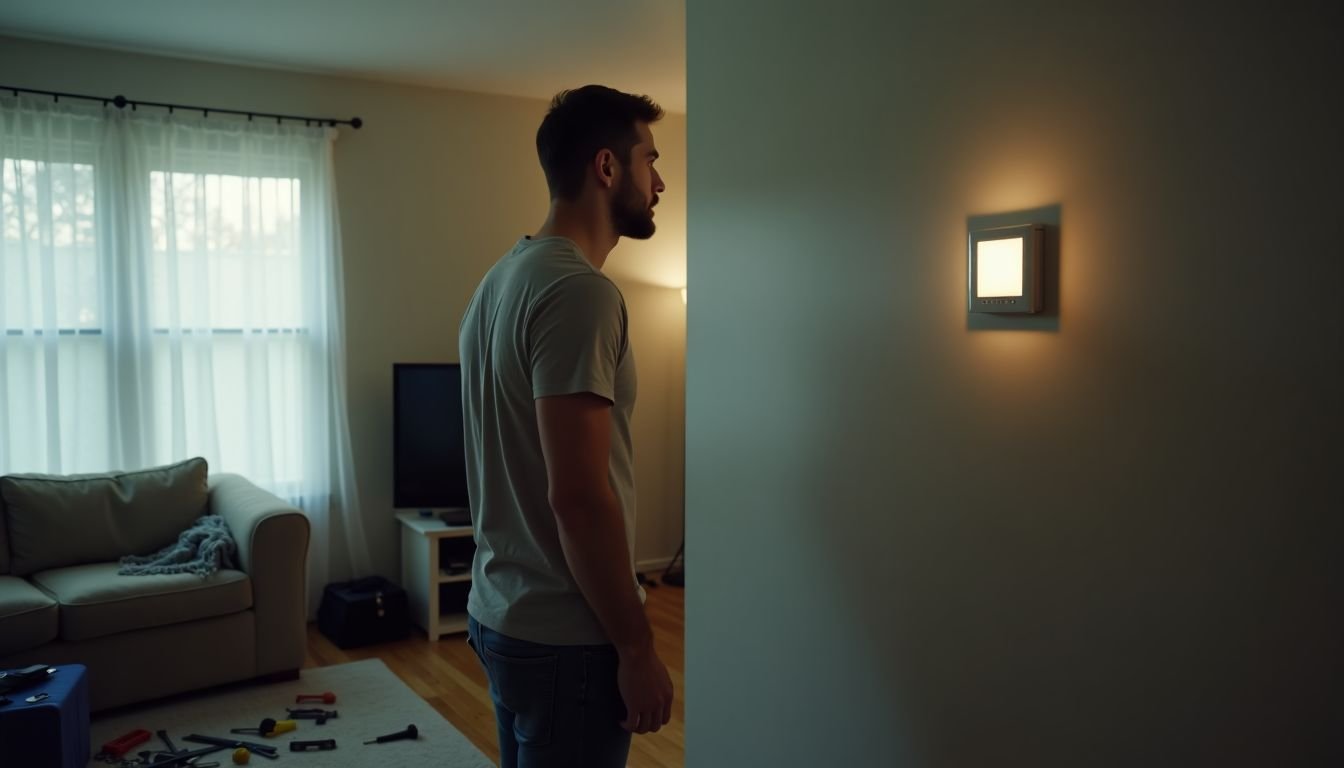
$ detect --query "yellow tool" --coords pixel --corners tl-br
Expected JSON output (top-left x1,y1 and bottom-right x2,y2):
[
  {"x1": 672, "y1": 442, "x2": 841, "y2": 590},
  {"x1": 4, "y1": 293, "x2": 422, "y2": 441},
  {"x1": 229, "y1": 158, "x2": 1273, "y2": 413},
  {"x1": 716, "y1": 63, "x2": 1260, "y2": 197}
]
[
  {"x1": 232, "y1": 746, "x2": 250, "y2": 765},
  {"x1": 229, "y1": 718, "x2": 297, "y2": 738},
  {"x1": 266, "y1": 720, "x2": 297, "y2": 737}
]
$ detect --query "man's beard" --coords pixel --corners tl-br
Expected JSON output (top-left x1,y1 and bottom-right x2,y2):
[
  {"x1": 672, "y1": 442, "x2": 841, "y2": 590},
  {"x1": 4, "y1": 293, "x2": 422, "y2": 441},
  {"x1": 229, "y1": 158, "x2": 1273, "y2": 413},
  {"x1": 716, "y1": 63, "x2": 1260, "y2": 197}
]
[{"x1": 611, "y1": 174, "x2": 656, "y2": 240}]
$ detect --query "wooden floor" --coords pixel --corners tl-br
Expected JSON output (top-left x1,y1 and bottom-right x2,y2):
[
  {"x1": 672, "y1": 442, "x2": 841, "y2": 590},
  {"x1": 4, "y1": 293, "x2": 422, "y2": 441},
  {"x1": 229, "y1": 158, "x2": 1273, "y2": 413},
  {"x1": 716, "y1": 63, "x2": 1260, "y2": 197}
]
[{"x1": 305, "y1": 581, "x2": 685, "y2": 767}]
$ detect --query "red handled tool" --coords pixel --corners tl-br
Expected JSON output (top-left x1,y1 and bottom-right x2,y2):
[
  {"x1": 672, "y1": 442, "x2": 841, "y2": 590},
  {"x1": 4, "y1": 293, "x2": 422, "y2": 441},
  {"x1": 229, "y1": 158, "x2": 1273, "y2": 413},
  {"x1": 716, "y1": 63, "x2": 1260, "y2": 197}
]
[
  {"x1": 97, "y1": 729, "x2": 152, "y2": 759},
  {"x1": 295, "y1": 691, "x2": 336, "y2": 704}
]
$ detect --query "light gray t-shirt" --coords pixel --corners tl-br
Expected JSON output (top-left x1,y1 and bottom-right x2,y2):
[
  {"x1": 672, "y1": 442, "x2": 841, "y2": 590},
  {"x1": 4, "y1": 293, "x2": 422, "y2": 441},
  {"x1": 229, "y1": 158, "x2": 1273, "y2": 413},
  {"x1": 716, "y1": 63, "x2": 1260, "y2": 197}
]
[{"x1": 459, "y1": 236, "x2": 641, "y2": 646}]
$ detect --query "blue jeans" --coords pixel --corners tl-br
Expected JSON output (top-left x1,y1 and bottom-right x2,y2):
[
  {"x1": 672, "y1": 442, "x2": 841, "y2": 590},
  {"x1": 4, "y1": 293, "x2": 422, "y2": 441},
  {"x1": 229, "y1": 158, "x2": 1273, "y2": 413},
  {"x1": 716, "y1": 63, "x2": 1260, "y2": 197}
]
[{"x1": 467, "y1": 616, "x2": 631, "y2": 768}]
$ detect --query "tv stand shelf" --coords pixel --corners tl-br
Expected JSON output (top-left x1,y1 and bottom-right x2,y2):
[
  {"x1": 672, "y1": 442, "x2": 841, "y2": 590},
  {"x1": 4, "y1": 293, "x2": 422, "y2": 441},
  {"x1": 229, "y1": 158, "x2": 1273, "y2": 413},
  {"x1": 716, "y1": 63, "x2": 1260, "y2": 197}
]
[{"x1": 397, "y1": 511, "x2": 474, "y2": 640}]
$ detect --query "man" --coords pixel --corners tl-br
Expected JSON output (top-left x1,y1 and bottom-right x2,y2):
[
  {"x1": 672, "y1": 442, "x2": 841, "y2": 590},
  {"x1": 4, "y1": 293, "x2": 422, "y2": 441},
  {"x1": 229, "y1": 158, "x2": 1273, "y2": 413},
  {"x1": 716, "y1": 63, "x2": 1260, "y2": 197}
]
[{"x1": 458, "y1": 85, "x2": 674, "y2": 768}]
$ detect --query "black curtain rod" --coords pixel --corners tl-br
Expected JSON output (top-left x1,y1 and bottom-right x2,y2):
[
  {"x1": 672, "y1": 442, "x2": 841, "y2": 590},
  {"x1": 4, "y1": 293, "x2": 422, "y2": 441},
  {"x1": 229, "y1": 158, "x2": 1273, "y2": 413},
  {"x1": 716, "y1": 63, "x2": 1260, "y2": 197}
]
[{"x1": 0, "y1": 84, "x2": 363, "y2": 129}]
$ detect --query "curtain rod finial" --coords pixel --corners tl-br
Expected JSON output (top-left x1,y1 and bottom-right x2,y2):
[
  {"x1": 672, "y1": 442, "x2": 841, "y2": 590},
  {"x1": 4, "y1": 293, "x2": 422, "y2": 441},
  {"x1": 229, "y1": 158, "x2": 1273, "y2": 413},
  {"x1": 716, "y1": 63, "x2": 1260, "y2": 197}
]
[
  {"x1": 351, "y1": 117, "x2": 363, "y2": 129},
  {"x1": 113, "y1": 95, "x2": 128, "y2": 109}
]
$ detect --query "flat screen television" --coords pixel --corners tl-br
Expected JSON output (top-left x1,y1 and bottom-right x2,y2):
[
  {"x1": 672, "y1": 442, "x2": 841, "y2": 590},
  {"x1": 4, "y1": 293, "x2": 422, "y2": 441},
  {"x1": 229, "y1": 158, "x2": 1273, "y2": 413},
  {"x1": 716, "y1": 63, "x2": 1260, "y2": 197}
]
[{"x1": 393, "y1": 363, "x2": 470, "y2": 524}]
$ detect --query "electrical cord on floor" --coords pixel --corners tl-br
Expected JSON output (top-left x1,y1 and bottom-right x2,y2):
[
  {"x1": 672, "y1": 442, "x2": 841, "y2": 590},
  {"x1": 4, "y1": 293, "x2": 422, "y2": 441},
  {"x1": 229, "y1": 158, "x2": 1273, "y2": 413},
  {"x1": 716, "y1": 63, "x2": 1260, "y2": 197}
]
[{"x1": 659, "y1": 539, "x2": 685, "y2": 587}]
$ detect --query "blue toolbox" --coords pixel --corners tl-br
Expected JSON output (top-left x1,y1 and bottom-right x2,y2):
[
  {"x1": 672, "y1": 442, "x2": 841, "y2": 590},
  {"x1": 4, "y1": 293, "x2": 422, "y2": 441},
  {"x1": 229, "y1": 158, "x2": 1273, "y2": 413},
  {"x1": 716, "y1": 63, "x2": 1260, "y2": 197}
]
[{"x1": 0, "y1": 663, "x2": 90, "y2": 768}]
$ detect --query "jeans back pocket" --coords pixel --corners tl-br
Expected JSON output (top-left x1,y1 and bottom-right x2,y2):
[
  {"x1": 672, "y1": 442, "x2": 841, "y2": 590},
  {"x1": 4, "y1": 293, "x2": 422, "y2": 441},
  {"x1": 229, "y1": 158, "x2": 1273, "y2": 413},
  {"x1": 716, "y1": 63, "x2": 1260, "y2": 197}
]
[{"x1": 483, "y1": 643, "x2": 559, "y2": 747}]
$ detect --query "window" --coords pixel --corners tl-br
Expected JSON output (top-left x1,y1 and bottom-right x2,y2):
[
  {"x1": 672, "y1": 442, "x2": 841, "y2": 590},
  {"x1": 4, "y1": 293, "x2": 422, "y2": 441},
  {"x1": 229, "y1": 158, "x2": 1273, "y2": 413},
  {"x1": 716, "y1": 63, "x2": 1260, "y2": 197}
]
[
  {"x1": 0, "y1": 101, "x2": 349, "y2": 496},
  {"x1": 144, "y1": 171, "x2": 310, "y2": 490},
  {"x1": 1, "y1": 95, "x2": 370, "y2": 610},
  {"x1": 2, "y1": 155, "x2": 109, "y2": 471}
]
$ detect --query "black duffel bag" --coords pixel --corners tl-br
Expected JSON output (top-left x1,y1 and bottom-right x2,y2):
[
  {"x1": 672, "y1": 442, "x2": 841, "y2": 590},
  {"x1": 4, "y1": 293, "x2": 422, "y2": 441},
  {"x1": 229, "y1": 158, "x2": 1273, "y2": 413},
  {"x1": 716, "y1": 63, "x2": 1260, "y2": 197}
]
[{"x1": 317, "y1": 575, "x2": 410, "y2": 648}]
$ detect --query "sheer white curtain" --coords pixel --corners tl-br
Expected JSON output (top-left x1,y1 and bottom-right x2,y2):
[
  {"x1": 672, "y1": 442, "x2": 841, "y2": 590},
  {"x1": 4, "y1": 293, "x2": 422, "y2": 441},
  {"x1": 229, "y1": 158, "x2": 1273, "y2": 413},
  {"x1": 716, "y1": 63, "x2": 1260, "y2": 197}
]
[{"x1": 0, "y1": 94, "x2": 370, "y2": 613}]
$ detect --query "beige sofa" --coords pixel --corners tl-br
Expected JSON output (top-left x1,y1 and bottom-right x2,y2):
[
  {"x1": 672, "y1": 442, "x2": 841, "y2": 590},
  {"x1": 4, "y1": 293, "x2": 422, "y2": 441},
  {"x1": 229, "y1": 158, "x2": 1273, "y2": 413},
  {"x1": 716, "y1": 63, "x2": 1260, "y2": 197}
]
[{"x1": 0, "y1": 458, "x2": 310, "y2": 712}]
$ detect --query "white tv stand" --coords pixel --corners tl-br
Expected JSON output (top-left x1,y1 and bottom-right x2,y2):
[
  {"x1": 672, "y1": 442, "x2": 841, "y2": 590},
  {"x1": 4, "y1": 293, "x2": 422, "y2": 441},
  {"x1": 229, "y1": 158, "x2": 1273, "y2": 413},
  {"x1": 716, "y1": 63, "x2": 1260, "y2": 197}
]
[{"x1": 396, "y1": 511, "x2": 474, "y2": 640}]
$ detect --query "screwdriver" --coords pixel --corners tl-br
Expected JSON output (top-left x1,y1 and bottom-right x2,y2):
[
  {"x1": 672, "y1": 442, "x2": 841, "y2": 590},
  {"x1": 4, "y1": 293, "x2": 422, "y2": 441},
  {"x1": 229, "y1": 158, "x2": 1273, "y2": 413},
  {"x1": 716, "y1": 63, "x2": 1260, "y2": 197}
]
[{"x1": 364, "y1": 724, "x2": 417, "y2": 744}]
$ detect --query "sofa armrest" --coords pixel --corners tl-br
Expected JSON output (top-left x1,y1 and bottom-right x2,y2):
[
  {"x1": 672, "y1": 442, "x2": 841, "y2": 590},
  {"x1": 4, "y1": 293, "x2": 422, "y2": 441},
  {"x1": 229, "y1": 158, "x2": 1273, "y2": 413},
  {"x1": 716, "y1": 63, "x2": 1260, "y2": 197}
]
[{"x1": 208, "y1": 473, "x2": 311, "y2": 676}]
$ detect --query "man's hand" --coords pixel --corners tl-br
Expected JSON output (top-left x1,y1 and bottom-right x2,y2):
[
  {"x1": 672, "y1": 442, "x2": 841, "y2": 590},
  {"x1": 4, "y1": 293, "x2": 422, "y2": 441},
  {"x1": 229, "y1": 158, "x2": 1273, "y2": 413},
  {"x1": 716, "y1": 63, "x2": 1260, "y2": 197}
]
[{"x1": 617, "y1": 642, "x2": 674, "y2": 734}]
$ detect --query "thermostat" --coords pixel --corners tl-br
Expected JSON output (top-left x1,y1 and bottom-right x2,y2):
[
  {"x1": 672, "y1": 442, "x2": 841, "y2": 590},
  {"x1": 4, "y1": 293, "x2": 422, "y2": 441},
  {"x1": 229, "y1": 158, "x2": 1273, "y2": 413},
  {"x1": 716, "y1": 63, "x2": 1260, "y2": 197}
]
[{"x1": 968, "y1": 223, "x2": 1043, "y2": 314}]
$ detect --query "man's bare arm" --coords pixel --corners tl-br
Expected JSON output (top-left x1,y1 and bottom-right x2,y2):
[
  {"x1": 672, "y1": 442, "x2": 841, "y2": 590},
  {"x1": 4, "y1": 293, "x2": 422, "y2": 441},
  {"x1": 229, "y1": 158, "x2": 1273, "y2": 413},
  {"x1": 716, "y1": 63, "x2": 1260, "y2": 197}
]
[{"x1": 536, "y1": 393, "x2": 673, "y2": 733}]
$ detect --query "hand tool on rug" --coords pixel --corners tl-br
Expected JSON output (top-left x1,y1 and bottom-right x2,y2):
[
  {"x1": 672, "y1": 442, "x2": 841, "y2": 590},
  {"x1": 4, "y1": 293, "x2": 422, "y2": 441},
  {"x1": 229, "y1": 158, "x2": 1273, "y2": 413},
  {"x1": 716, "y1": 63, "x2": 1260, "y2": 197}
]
[
  {"x1": 364, "y1": 724, "x2": 418, "y2": 744},
  {"x1": 286, "y1": 707, "x2": 339, "y2": 724},
  {"x1": 183, "y1": 734, "x2": 279, "y2": 759},
  {"x1": 129, "y1": 744, "x2": 226, "y2": 768},
  {"x1": 157, "y1": 729, "x2": 181, "y2": 754},
  {"x1": 229, "y1": 717, "x2": 296, "y2": 737},
  {"x1": 289, "y1": 739, "x2": 338, "y2": 751},
  {"x1": 137, "y1": 729, "x2": 218, "y2": 766},
  {"x1": 94, "y1": 728, "x2": 152, "y2": 761},
  {"x1": 294, "y1": 691, "x2": 337, "y2": 704}
]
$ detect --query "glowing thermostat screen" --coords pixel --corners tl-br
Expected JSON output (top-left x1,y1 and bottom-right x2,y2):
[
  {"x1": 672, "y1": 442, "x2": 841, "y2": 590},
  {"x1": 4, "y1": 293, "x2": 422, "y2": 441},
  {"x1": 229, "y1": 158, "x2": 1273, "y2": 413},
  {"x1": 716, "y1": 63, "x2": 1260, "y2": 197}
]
[{"x1": 976, "y1": 237, "x2": 1024, "y2": 298}]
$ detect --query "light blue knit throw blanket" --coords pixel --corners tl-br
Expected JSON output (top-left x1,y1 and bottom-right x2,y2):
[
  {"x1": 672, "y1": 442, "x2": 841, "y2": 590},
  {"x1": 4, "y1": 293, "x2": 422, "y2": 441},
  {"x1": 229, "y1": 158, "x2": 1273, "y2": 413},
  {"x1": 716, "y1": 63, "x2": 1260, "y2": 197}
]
[{"x1": 118, "y1": 515, "x2": 238, "y2": 577}]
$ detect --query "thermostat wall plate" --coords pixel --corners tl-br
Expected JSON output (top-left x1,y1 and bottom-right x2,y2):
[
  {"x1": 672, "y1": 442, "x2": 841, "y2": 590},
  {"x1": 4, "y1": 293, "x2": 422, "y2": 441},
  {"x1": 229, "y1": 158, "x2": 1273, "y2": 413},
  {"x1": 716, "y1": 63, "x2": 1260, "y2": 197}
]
[{"x1": 968, "y1": 223, "x2": 1044, "y2": 314}]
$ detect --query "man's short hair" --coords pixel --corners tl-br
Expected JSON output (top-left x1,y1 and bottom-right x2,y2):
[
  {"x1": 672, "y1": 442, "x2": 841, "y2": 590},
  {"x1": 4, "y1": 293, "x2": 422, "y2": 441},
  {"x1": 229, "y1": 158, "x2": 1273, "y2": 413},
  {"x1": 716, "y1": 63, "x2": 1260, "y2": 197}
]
[{"x1": 536, "y1": 85, "x2": 664, "y2": 201}]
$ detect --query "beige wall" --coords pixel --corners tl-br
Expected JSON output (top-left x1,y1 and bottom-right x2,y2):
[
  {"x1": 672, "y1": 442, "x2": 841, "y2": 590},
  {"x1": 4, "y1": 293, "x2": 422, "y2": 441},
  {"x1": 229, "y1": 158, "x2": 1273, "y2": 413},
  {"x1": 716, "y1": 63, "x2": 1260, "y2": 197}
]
[
  {"x1": 0, "y1": 35, "x2": 686, "y2": 582},
  {"x1": 687, "y1": 2, "x2": 1341, "y2": 766}
]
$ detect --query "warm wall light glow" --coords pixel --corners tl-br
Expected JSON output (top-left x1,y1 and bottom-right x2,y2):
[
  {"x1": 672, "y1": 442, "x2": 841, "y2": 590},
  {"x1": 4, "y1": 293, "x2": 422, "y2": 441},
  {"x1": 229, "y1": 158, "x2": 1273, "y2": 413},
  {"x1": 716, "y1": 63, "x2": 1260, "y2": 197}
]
[
  {"x1": 976, "y1": 237, "x2": 1024, "y2": 298},
  {"x1": 681, "y1": 288, "x2": 687, "y2": 304}
]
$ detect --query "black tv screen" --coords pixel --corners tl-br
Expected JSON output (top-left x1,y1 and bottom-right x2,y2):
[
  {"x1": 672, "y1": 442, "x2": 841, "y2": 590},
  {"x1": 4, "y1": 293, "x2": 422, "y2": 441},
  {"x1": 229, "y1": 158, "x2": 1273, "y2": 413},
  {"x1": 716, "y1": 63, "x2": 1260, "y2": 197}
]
[{"x1": 393, "y1": 363, "x2": 469, "y2": 511}]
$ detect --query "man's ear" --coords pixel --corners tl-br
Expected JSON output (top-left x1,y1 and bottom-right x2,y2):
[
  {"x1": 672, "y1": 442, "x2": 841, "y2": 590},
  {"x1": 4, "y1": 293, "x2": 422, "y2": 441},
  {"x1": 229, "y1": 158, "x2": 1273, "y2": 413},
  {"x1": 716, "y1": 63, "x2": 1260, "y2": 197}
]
[{"x1": 594, "y1": 149, "x2": 616, "y2": 189}]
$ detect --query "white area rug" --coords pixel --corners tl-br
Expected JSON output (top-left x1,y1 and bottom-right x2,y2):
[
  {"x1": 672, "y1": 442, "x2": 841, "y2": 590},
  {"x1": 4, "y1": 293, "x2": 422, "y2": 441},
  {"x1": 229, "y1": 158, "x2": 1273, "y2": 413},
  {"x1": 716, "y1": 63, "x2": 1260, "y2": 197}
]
[{"x1": 87, "y1": 658, "x2": 494, "y2": 767}]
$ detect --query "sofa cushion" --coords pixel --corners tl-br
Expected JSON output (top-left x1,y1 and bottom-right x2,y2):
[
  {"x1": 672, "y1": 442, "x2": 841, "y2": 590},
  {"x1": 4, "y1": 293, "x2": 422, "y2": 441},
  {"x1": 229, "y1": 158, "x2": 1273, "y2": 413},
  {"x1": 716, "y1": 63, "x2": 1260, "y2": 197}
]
[
  {"x1": 1, "y1": 457, "x2": 209, "y2": 577},
  {"x1": 0, "y1": 575, "x2": 59, "y2": 655},
  {"x1": 30, "y1": 562, "x2": 252, "y2": 642}
]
